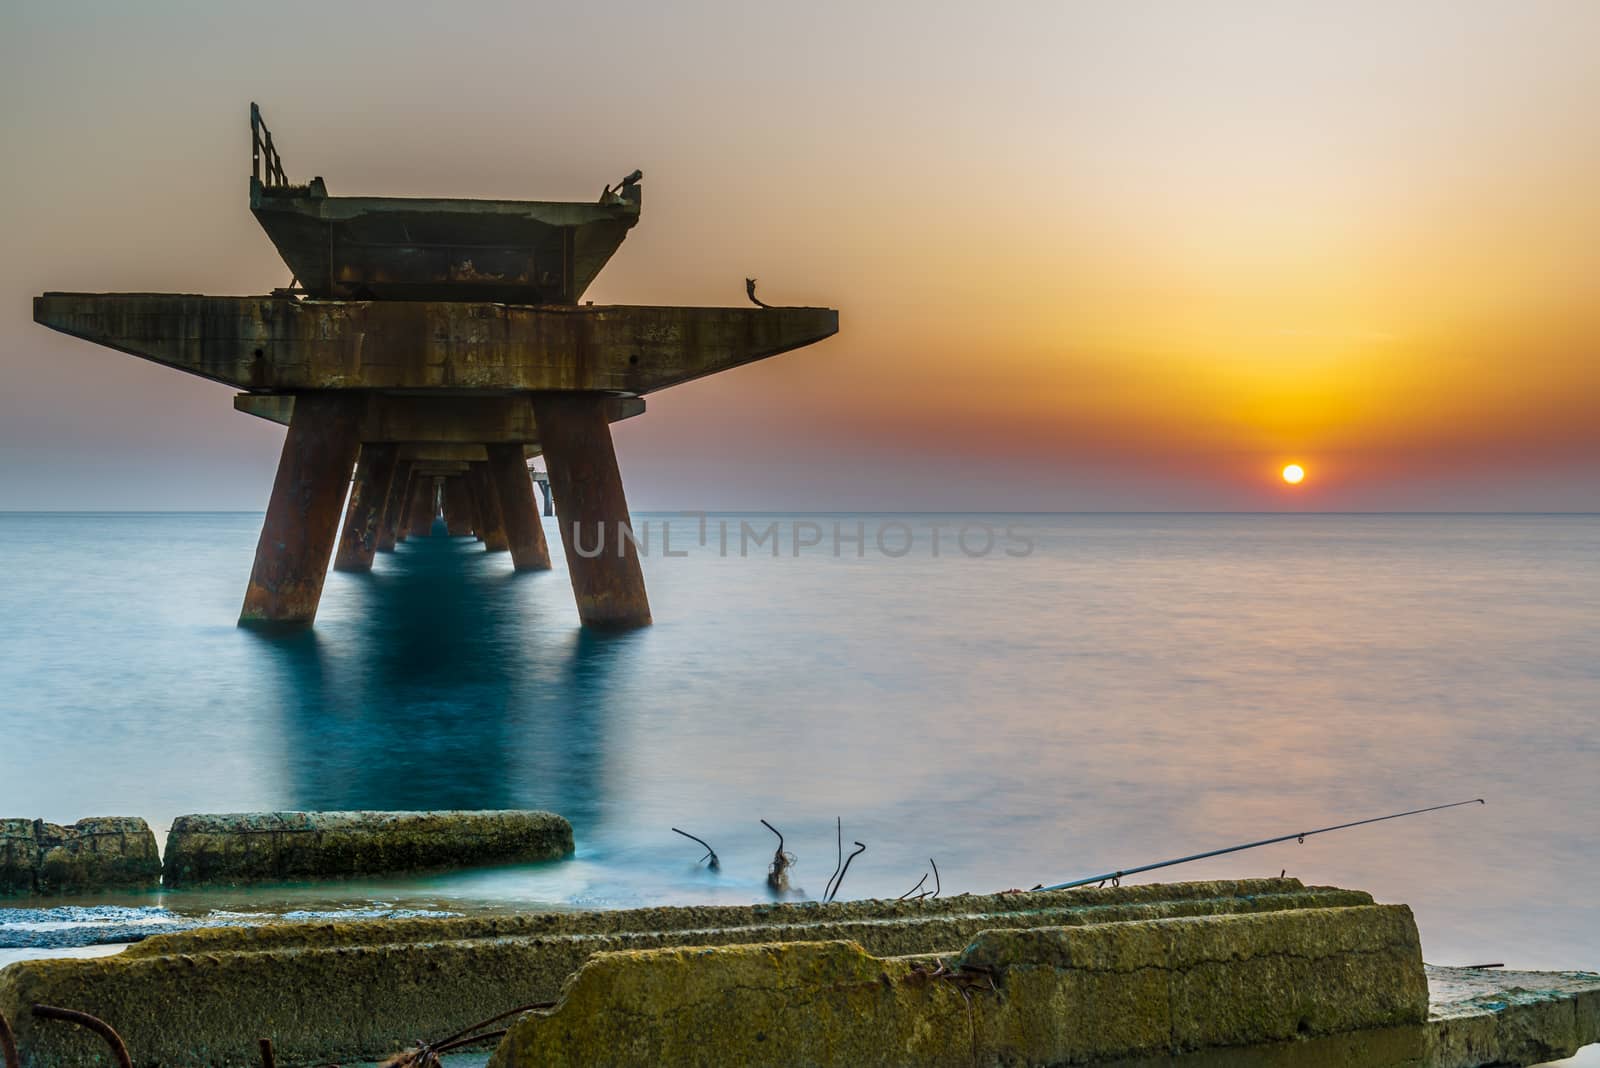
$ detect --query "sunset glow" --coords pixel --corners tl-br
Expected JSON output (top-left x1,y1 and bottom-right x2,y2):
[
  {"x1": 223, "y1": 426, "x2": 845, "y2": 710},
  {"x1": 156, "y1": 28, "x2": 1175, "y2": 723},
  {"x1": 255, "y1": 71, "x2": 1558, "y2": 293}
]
[
  {"x1": 1, "y1": 2, "x2": 1597, "y2": 511},
  {"x1": 1282, "y1": 465, "x2": 1305, "y2": 486}
]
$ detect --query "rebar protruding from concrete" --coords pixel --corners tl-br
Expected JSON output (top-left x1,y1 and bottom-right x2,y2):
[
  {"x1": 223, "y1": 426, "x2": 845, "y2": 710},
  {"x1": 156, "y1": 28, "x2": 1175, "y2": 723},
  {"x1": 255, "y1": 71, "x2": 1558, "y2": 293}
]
[
  {"x1": 335, "y1": 443, "x2": 399, "y2": 572},
  {"x1": 0, "y1": 1008, "x2": 18, "y2": 1068},
  {"x1": 486, "y1": 444, "x2": 552, "y2": 570},
  {"x1": 31, "y1": 1005, "x2": 132, "y2": 1068},
  {"x1": 671, "y1": 828, "x2": 720, "y2": 870},
  {"x1": 239, "y1": 392, "x2": 362, "y2": 625},
  {"x1": 761, "y1": 819, "x2": 793, "y2": 892},
  {"x1": 828, "y1": 842, "x2": 866, "y2": 903},
  {"x1": 533, "y1": 393, "x2": 650, "y2": 628}
]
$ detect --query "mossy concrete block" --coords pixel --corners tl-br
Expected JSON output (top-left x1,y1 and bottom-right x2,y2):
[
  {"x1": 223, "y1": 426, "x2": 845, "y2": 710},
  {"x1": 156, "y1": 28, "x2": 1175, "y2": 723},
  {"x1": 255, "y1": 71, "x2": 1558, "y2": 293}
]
[
  {"x1": 124, "y1": 877, "x2": 1369, "y2": 958},
  {"x1": 0, "y1": 880, "x2": 1371, "y2": 1067},
  {"x1": 161, "y1": 809, "x2": 573, "y2": 886},
  {"x1": 1425, "y1": 966, "x2": 1600, "y2": 1067},
  {"x1": 0, "y1": 817, "x2": 160, "y2": 896},
  {"x1": 1, "y1": 819, "x2": 37, "y2": 895},
  {"x1": 489, "y1": 905, "x2": 1428, "y2": 1067}
]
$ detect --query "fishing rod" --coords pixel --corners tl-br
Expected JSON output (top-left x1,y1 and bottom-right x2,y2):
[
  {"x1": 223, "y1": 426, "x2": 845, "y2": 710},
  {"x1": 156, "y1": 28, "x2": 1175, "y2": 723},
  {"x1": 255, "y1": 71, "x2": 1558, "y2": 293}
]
[{"x1": 1035, "y1": 797, "x2": 1484, "y2": 893}]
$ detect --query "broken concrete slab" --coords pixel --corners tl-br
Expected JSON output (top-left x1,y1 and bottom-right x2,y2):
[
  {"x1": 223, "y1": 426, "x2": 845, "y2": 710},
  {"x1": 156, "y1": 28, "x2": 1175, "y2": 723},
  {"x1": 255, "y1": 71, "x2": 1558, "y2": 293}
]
[
  {"x1": 0, "y1": 818, "x2": 160, "y2": 897},
  {"x1": 161, "y1": 810, "x2": 573, "y2": 887},
  {"x1": 488, "y1": 905, "x2": 1428, "y2": 1067},
  {"x1": 4, "y1": 880, "x2": 1592, "y2": 1068},
  {"x1": 0, "y1": 881, "x2": 1380, "y2": 1066}
]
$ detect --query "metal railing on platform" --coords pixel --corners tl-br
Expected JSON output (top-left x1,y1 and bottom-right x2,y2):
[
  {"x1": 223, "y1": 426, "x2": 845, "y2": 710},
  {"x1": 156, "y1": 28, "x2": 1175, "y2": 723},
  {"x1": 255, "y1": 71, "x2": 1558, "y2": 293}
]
[{"x1": 250, "y1": 102, "x2": 288, "y2": 188}]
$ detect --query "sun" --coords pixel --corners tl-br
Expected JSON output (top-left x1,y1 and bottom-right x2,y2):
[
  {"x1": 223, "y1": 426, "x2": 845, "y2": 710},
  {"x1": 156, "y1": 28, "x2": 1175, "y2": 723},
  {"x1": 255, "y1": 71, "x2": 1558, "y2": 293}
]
[{"x1": 1281, "y1": 463, "x2": 1306, "y2": 485}]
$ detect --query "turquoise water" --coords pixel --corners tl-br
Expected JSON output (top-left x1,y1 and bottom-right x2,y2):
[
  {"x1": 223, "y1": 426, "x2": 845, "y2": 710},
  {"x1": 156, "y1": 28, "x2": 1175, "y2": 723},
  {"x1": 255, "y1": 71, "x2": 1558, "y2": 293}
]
[{"x1": 1, "y1": 513, "x2": 1596, "y2": 983}]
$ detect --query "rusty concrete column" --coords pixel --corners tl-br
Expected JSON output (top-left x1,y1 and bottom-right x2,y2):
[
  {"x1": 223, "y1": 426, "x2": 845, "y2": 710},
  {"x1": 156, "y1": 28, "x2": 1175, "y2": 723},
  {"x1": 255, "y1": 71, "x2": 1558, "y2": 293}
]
[
  {"x1": 464, "y1": 474, "x2": 485, "y2": 541},
  {"x1": 441, "y1": 476, "x2": 473, "y2": 536},
  {"x1": 334, "y1": 443, "x2": 399, "y2": 572},
  {"x1": 486, "y1": 443, "x2": 553, "y2": 571},
  {"x1": 406, "y1": 475, "x2": 438, "y2": 537},
  {"x1": 532, "y1": 393, "x2": 651, "y2": 628},
  {"x1": 468, "y1": 461, "x2": 510, "y2": 551},
  {"x1": 377, "y1": 459, "x2": 413, "y2": 551},
  {"x1": 239, "y1": 392, "x2": 363, "y2": 626}
]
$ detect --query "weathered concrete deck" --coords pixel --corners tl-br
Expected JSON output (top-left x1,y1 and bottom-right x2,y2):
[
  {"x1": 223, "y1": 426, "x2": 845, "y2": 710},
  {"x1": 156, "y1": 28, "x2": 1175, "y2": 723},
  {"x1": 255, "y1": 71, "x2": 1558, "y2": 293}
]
[{"x1": 32, "y1": 295, "x2": 837, "y2": 394}]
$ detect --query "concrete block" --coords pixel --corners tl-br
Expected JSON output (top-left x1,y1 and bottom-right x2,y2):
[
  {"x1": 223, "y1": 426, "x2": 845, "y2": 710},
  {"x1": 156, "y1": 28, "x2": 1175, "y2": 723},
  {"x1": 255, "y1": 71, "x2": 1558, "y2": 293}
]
[
  {"x1": 0, "y1": 818, "x2": 160, "y2": 897},
  {"x1": 161, "y1": 809, "x2": 573, "y2": 887},
  {"x1": 489, "y1": 905, "x2": 1428, "y2": 1067}
]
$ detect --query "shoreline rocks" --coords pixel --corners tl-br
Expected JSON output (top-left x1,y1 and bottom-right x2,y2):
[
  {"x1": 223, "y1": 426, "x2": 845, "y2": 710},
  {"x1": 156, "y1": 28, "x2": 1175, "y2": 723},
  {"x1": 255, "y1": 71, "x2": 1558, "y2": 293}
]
[
  {"x1": 0, "y1": 818, "x2": 160, "y2": 896},
  {"x1": 162, "y1": 809, "x2": 573, "y2": 887}
]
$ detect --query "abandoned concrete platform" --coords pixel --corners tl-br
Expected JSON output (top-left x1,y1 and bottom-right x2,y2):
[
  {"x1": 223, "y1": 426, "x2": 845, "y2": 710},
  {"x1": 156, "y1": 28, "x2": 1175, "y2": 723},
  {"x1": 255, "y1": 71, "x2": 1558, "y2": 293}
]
[
  {"x1": 2, "y1": 879, "x2": 1594, "y2": 1067},
  {"x1": 31, "y1": 105, "x2": 839, "y2": 630}
]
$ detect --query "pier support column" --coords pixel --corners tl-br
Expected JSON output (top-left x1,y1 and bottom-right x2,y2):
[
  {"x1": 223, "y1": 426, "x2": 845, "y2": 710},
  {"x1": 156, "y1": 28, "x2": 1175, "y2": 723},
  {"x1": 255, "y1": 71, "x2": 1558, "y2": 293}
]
[
  {"x1": 406, "y1": 476, "x2": 437, "y2": 537},
  {"x1": 465, "y1": 476, "x2": 485, "y2": 541},
  {"x1": 468, "y1": 462, "x2": 509, "y2": 551},
  {"x1": 537, "y1": 478, "x2": 554, "y2": 517},
  {"x1": 441, "y1": 476, "x2": 473, "y2": 536},
  {"x1": 334, "y1": 443, "x2": 399, "y2": 572},
  {"x1": 486, "y1": 444, "x2": 552, "y2": 571},
  {"x1": 240, "y1": 392, "x2": 362, "y2": 625},
  {"x1": 532, "y1": 394, "x2": 651, "y2": 628},
  {"x1": 377, "y1": 460, "x2": 412, "y2": 552}
]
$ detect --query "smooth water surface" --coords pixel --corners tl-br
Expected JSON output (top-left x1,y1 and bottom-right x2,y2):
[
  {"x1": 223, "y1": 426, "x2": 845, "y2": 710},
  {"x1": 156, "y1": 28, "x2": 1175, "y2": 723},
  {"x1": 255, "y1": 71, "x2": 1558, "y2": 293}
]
[{"x1": 1, "y1": 514, "x2": 1595, "y2": 987}]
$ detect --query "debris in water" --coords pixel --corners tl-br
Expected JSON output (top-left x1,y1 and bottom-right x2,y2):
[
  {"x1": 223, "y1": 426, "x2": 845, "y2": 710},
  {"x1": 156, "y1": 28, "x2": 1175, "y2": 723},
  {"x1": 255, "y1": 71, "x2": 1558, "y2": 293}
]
[
  {"x1": 670, "y1": 827, "x2": 721, "y2": 871},
  {"x1": 760, "y1": 819, "x2": 795, "y2": 892}
]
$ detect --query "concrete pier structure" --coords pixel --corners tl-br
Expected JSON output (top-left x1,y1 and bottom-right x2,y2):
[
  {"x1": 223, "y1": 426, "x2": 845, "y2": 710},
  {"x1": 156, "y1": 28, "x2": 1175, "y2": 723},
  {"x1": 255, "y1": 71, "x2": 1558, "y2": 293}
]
[
  {"x1": 487, "y1": 443, "x2": 553, "y2": 571},
  {"x1": 440, "y1": 476, "x2": 473, "y2": 536},
  {"x1": 32, "y1": 107, "x2": 836, "y2": 628},
  {"x1": 375, "y1": 458, "x2": 412, "y2": 552},
  {"x1": 468, "y1": 462, "x2": 510, "y2": 552},
  {"x1": 239, "y1": 393, "x2": 361, "y2": 624},
  {"x1": 334, "y1": 443, "x2": 398, "y2": 572},
  {"x1": 535, "y1": 393, "x2": 651, "y2": 627}
]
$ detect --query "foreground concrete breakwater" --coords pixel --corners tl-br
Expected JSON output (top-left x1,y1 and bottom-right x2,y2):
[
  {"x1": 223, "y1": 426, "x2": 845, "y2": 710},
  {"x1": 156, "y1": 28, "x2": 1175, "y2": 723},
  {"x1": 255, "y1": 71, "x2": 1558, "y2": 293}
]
[
  {"x1": 0, "y1": 819, "x2": 160, "y2": 896},
  {"x1": 161, "y1": 809, "x2": 573, "y2": 886},
  {"x1": 0, "y1": 880, "x2": 1390, "y2": 1066},
  {"x1": 489, "y1": 905, "x2": 1427, "y2": 1066},
  {"x1": 3, "y1": 878, "x2": 1594, "y2": 1066}
]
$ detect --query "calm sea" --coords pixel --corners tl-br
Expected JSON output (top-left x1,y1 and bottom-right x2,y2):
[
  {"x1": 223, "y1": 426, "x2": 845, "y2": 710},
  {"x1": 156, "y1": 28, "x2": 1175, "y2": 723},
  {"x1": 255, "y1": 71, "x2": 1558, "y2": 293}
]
[{"x1": 1, "y1": 513, "x2": 1596, "y2": 1047}]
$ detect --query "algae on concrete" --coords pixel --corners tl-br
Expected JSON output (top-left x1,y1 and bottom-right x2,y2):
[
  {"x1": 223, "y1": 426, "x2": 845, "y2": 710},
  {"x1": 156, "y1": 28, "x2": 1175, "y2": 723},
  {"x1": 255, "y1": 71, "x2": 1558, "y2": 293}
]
[
  {"x1": 0, "y1": 880, "x2": 1361, "y2": 1067},
  {"x1": 487, "y1": 904, "x2": 1427, "y2": 1067},
  {"x1": 0, "y1": 817, "x2": 160, "y2": 897},
  {"x1": 161, "y1": 809, "x2": 572, "y2": 887}
]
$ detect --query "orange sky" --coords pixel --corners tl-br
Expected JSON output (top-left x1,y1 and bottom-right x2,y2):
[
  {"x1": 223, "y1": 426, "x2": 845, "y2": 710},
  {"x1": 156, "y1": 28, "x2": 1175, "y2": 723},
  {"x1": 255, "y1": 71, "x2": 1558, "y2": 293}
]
[{"x1": 1, "y1": 1, "x2": 1595, "y2": 510}]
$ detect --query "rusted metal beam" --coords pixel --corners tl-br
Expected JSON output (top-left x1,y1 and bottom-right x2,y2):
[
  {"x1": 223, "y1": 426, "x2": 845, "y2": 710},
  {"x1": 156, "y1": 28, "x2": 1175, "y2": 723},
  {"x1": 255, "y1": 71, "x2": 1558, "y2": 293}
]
[
  {"x1": 487, "y1": 443, "x2": 552, "y2": 572},
  {"x1": 468, "y1": 462, "x2": 509, "y2": 552},
  {"x1": 36, "y1": 295, "x2": 838, "y2": 393},
  {"x1": 334, "y1": 443, "x2": 398, "y2": 572},
  {"x1": 239, "y1": 392, "x2": 362, "y2": 625},
  {"x1": 533, "y1": 393, "x2": 650, "y2": 628}
]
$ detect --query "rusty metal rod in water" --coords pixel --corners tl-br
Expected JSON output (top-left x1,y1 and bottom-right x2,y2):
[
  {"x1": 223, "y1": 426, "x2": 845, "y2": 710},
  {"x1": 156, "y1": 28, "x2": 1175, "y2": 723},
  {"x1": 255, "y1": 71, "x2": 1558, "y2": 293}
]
[{"x1": 1035, "y1": 798, "x2": 1485, "y2": 893}]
